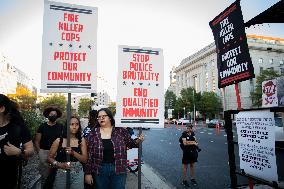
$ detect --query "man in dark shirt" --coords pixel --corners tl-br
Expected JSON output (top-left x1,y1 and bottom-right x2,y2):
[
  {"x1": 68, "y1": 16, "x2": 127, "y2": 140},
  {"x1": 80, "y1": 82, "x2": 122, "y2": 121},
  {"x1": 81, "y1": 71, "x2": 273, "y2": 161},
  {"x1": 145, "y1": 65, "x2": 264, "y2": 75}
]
[
  {"x1": 181, "y1": 124, "x2": 199, "y2": 187},
  {"x1": 34, "y1": 107, "x2": 63, "y2": 187}
]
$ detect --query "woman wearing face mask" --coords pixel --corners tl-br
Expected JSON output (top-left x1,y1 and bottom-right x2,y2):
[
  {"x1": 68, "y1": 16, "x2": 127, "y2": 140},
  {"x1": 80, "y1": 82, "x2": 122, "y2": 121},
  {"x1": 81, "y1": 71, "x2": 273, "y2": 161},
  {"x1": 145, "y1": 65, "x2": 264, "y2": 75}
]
[{"x1": 35, "y1": 106, "x2": 63, "y2": 188}]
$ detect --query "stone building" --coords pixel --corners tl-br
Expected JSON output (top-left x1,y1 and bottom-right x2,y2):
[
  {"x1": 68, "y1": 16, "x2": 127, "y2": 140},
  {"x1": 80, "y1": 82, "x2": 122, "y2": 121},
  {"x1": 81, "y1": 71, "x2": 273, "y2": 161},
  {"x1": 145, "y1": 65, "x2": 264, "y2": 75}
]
[{"x1": 171, "y1": 35, "x2": 284, "y2": 110}]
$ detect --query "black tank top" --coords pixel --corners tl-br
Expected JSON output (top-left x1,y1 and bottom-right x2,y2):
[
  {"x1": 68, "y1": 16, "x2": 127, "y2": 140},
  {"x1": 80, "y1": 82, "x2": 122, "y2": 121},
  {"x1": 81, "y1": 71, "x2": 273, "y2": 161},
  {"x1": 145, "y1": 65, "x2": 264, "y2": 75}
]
[
  {"x1": 55, "y1": 138, "x2": 82, "y2": 162},
  {"x1": 102, "y1": 139, "x2": 114, "y2": 163}
]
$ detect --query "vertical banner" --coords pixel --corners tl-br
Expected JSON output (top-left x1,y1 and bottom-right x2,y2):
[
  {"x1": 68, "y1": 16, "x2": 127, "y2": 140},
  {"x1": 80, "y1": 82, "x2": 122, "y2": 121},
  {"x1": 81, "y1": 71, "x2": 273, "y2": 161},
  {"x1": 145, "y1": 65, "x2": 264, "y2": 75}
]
[
  {"x1": 209, "y1": 0, "x2": 254, "y2": 88},
  {"x1": 41, "y1": 1, "x2": 98, "y2": 93},
  {"x1": 236, "y1": 110, "x2": 278, "y2": 182},
  {"x1": 116, "y1": 46, "x2": 164, "y2": 128}
]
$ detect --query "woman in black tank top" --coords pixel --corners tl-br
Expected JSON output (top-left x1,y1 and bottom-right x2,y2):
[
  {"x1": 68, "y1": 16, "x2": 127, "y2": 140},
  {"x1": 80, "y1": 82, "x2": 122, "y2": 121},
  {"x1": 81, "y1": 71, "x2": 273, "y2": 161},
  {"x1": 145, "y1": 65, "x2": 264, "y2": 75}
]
[{"x1": 48, "y1": 116, "x2": 88, "y2": 189}]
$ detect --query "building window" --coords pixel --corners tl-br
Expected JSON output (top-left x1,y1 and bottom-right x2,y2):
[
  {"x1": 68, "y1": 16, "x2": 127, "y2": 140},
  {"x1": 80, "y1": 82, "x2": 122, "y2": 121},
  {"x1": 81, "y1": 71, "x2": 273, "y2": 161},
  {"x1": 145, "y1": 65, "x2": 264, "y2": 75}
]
[
  {"x1": 212, "y1": 71, "x2": 216, "y2": 92},
  {"x1": 281, "y1": 68, "x2": 284, "y2": 76},
  {"x1": 260, "y1": 67, "x2": 263, "y2": 74},
  {"x1": 258, "y1": 58, "x2": 263, "y2": 63},
  {"x1": 205, "y1": 72, "x2": 208, "y2": 91},
  {"x1": 280, "y1": 60, "x2": 284, "y2": 65},
  {"x1": 269, "y1": 59, "x2": 273, "y2": 64},
  {"x1": 193, "y1": 75, "x2": 199, "y2": 92}
]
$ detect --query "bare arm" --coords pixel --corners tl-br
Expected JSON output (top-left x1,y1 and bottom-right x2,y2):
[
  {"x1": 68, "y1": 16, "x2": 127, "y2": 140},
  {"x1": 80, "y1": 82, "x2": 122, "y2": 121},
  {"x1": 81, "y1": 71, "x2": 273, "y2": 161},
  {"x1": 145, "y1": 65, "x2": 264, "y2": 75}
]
[
  {"x1": 182, "y1": 138, "x2": 198, "y2": 146},
  {"x1": 23, "y1": 140, "x2": 34, "y2": 157},
  {"x1": 34, "y1": 133, "x2": 41, "y2": 153},
  {"x1": 66, "y1": 138, "x2": 88, "y2": 163}
]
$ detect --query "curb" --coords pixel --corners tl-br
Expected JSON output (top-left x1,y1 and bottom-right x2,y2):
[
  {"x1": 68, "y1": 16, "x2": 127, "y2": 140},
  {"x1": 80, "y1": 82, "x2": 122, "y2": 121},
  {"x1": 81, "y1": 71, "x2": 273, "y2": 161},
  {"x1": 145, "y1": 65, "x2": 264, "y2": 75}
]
[{"x1": 142, "y1": 163, "x2": 176, "y2": 189}]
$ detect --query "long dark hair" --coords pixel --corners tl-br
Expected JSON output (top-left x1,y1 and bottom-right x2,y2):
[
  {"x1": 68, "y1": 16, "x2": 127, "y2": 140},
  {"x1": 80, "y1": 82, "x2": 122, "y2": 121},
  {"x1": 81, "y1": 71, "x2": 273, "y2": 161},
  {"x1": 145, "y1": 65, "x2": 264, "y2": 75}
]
[
  {"x1": 64, "y1": 116, "x2": 82, "y2": 144},
  {"x1": 0, "y1": 94, "x2": 25, "y2": 126},
  {"x1": 97, "y1": 108, "x2": 115, "y2": 126},
  {"x1": 88, "y1": 110, "x2": 98, "y2": 129}
]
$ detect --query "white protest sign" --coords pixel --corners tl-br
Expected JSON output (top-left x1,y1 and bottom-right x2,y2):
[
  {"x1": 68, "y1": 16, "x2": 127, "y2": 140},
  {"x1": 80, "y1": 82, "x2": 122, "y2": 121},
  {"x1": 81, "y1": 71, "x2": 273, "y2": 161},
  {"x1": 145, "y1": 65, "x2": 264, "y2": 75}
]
[
  {"x1": 41, "y1": 1, "x2": 97, "y2": 93},
  {"x1": 236, "y1": 110, "x2": 278, "y2": 182},
  {"x1": 115, "y1": 45, "x2": 164, "y2": 128}
]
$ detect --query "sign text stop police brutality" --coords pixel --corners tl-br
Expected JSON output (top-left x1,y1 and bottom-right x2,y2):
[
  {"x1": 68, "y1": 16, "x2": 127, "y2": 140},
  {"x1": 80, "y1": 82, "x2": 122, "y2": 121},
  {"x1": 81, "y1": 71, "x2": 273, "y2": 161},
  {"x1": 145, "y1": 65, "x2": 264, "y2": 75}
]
[{"x1": 122, "y1": 54, "x2": 159, "y2": 117}]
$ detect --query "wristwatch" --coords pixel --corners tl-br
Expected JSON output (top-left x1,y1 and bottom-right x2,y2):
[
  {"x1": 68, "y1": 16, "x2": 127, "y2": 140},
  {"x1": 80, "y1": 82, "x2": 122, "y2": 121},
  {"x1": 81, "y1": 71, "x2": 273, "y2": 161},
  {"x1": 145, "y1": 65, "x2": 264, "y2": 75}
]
[{"x1": 19, "y1": 148, "x2": 25, "y2": 159}]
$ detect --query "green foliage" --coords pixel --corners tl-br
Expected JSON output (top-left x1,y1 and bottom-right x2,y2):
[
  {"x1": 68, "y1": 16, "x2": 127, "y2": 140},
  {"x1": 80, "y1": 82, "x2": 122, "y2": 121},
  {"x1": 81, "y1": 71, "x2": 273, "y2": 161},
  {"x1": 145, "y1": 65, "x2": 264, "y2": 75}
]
[
  {"x1": 174, "y1": 97, "x2": 184, "y2": 118},
  {"x1": 39, "y1": 94, "x2": 67, "y2": 113},
  {"x1": 21, "y1": 110, "x2": 44, "y2": 138},
  {"x1": 199, "y1": 92, "x2": 222, "y2": 119},
  {"x1": 78, "y1": 98, "x2": 92, "y2": 117},
  {"x1": 108, "y1": 102, "x2": 116, "y2": 115},
  {"x1": 251, "y1": 69, "x2": 280, "y2": 107}
]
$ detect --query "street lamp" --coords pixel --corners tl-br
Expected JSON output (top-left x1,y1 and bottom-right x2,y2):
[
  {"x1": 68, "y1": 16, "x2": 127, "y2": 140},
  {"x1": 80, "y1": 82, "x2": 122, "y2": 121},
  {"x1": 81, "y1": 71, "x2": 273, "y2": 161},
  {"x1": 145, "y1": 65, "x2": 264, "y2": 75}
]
[{"x1": 183, "y1": 107, "x2": 185, "y2": 118}]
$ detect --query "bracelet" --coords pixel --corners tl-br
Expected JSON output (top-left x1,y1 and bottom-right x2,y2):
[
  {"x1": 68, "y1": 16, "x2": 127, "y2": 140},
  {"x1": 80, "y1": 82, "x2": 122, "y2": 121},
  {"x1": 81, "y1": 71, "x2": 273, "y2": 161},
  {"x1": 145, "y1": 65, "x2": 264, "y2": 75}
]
[{"x1": 52, "y1": 161, "x2": 59, "y2": 167}]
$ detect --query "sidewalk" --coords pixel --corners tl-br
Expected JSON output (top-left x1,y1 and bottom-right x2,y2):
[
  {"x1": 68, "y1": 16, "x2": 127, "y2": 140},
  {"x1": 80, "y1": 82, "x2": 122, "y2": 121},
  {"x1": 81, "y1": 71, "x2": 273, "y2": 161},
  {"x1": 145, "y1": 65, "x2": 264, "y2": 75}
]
[
  {"x1": 32, "y1": 163, "x2": 173, "y2": 189},
  {"x1": 126, "y1": 163, "x2": 174, "y2": 189}
]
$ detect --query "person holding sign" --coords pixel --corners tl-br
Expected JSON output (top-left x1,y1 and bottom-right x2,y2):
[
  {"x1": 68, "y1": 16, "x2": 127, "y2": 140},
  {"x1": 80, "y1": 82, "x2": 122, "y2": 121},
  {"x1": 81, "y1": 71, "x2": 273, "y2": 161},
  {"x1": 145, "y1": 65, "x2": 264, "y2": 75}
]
[
  {"x1": 84, "y1": 108, "x2": 145, "y2": 189},
  {"x1": 181, "y1": 124, "x2": 199, "y2": 187},
  {"x1": 48, "y1": 116, "x2": 88, "y2": 189}
]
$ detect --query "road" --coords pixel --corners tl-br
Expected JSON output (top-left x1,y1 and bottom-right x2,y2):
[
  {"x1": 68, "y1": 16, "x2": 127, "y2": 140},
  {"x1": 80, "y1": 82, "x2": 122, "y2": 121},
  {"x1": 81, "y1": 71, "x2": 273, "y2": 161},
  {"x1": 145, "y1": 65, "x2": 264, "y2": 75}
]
[{"x1": 141, "y1": 124, "x2": 236, "y2": 189}]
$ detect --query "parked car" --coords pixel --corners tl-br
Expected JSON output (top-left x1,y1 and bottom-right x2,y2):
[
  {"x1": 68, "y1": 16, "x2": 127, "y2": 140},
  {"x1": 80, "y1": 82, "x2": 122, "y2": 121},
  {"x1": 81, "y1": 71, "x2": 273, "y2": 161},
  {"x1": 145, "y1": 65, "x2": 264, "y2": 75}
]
[
  {"x1": 207, "y1": 119, "x2": 224, "y2": 128},
  {"x1": 176, "y1": 118, "x2": 191, "y2": 125},
  {"x1": 171, "y1": 119, "x2": 177, "y2": 124}
]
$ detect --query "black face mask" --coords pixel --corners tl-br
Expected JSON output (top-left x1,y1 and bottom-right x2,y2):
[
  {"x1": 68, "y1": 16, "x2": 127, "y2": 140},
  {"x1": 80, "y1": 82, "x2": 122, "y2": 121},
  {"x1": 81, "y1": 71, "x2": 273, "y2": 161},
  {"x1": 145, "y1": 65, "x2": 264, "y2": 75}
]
[{"x1": 48, "y1": 115, "x2": 57, "y2": 122}]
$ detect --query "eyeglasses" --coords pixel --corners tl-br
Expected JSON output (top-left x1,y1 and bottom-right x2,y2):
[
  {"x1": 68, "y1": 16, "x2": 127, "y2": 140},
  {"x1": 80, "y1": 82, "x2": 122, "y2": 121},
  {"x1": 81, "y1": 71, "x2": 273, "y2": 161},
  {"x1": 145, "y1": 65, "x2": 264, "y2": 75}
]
[{"x1": 97, "y1": 115, "x2": 108, "y2": 120}]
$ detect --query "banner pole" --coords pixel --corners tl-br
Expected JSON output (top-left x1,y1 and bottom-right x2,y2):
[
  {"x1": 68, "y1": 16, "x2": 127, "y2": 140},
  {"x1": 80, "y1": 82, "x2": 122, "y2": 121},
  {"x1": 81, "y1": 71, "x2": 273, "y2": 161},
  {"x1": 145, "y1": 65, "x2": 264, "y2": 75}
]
[
  {"x1": 234, "y1": 84, "x2": 242, "y2": 110},
  {"x1": 66, "y1": 93, "x2": 71, "y2": 189},
  {"x1": 138, "y1": 127, "x2": 142, "y2": 189}
]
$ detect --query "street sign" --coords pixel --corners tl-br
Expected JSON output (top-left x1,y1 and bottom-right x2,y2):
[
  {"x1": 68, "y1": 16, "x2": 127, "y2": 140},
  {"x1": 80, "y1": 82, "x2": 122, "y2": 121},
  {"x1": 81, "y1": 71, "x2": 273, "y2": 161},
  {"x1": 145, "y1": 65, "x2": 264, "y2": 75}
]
[
  {"x1": 209, "y1": 0, "x2": 254, "y2": 88},
  {"x1": 115, "y1": 45, "x2": 164, "y2": 128},
  {"x1": 41, "y1": 1, "x2": 98, "y2": 93},
  {"x1": 262, "y1": 76, "x2": 284, "y2": 107}
]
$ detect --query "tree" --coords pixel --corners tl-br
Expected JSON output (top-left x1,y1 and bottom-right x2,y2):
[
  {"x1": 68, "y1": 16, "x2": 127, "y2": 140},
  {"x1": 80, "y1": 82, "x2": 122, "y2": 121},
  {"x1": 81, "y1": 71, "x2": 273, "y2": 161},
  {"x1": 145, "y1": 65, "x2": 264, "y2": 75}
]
[
  {"x1": 165, "y1": 90, "x2": 177, "y2": 109},
  {"x1": 164, "y1": 90, "x2": 177, "y2": 118},
  {"x1": 78, "y1": 98, "x2": 92, "y2": 117},
  {"x1": 108, "y1": 102, "x2": 116, "y2": 115},
  {"x1": 251, "y1": 69, "x2": 280, "y2": 107},
  {"x1": 8, "y1": 85, "x2": 37, "y2": 110},
  {"x1": 199, "y1": 92, "x2": 222, "y2": 119},
  {"x1": 174, "y1": 97, "x2": 184, "y2": 119},
  {"x1": 39, "y1": 94, "x2": 67, "y2": 114}
]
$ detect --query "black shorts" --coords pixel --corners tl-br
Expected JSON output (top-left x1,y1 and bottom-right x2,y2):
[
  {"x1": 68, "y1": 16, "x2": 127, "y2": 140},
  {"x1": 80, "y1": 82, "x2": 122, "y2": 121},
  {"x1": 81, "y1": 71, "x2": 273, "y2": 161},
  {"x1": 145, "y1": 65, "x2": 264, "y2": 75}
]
[{"x1": 182, "y1": 149, "x2": 198, "y2": 164}]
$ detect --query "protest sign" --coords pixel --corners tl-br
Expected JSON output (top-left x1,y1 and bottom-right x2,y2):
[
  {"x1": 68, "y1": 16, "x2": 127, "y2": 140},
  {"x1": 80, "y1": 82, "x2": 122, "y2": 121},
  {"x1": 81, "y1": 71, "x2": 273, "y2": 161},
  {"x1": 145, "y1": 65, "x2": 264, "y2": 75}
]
[
  {"x1": 115, "y1": 46, "x2": 164, "y2": 128},
  {"x1": 41, "y1": 1, "x2": 98, "y2": 93},
  {"x1": 236, "y1": 110, "x2": 278, "y2": 182},
  {"x1": 209, "y1": 0, "x2": 254, "y2": 88}
]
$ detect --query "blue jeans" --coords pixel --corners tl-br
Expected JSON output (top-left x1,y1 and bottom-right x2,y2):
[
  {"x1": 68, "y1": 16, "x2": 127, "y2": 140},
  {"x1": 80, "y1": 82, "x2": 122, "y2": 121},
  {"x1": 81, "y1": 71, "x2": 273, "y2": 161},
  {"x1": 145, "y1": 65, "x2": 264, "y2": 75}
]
[{"x1": 95, "y1": 163, "x2": 126, "y2": 189}]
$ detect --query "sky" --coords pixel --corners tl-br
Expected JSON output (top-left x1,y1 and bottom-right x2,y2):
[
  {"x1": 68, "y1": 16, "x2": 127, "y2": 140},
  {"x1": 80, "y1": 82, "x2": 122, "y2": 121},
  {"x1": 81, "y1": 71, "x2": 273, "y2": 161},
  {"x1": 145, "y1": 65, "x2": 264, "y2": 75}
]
[{"x1": 0, "y1": 0, "x2": 283, "y2": 101}]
